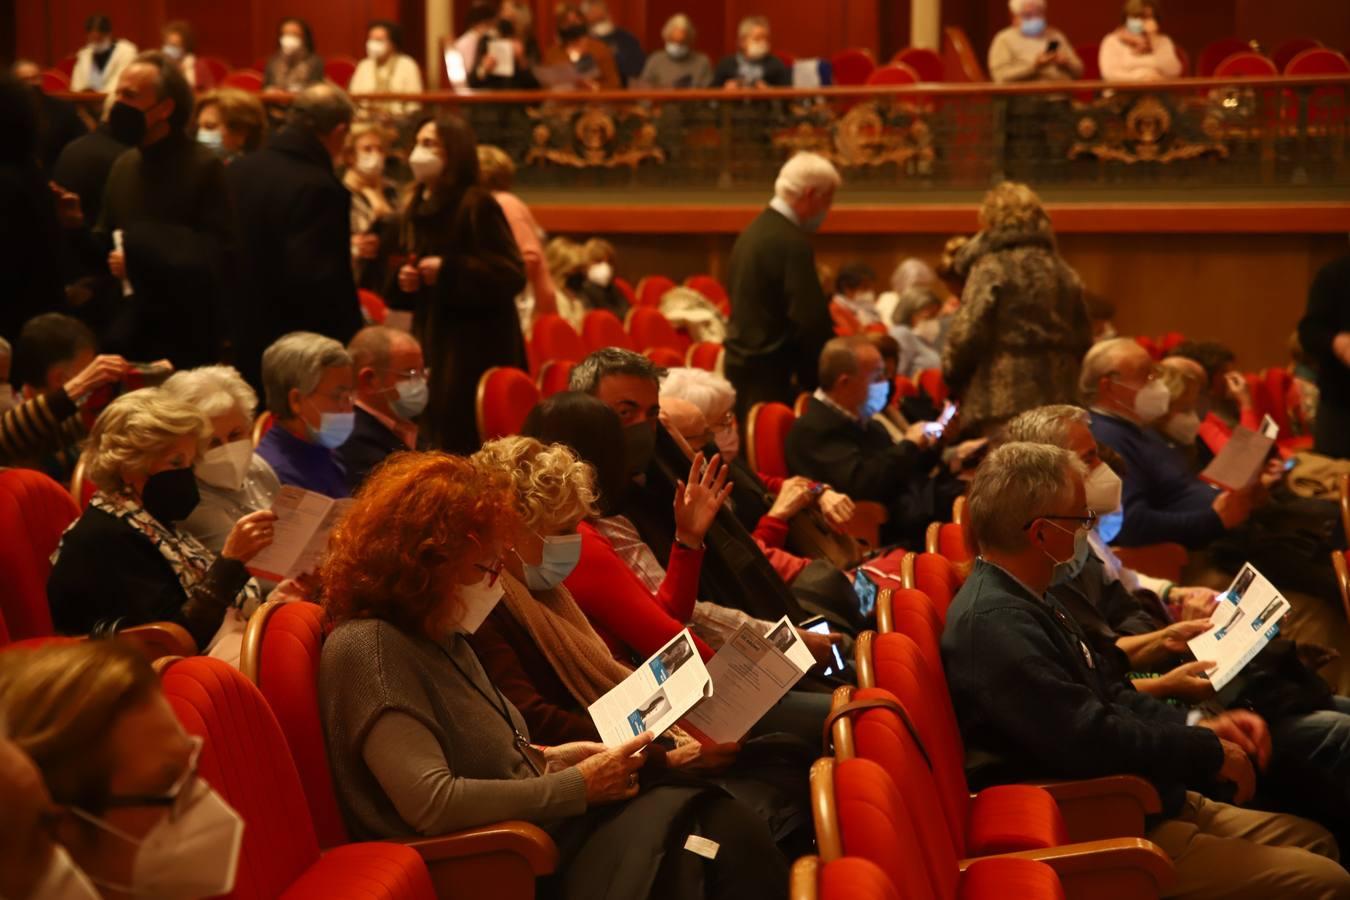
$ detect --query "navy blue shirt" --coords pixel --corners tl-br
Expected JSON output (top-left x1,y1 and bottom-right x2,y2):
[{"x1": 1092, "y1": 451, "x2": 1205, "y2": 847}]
[
  {"x1": 1089, "y1": 411, "x2": 1224, "y2": 549},
  {"x1": 257, "y1": 424, "x2": 350, "y2": 499}
]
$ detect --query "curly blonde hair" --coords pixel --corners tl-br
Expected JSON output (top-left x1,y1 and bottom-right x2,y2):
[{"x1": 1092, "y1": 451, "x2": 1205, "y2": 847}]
[
  {"x1": 477, "y1": 144, "x2": 516, "y2": 191},
  {"x1": 978, "y1": 181, "x2": 1051, "y2": 235},
  {"x1": 81, "y1": 388, "x2": 209, "y2": 492},
  {"x1": 473, "y1": 436, "x2": 598, "y2": 532}
]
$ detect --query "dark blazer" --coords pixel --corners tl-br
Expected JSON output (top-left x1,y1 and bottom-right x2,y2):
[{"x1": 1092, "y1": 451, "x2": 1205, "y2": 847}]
[
  {"x1": 52, "y1": 127, "x2": 130, "y2": 230},
  {"x1": 227, "y1": 126, "x2": 362, "y2": 387},
  {"x1": 785, "y1": 397, "x2": 924, "y2": 505},
  {"x1": 712, "y1": 53, "x2": 792, "y2": 87},
  {"x1": 941, "y1": 559, "x2": 1223, "y2": 816},
  {"x1": 35, "y1": 91, "x2": 89, "y2": 172},
  {"x1": 338, "y1": 406, "x2": 420, "y2": 491},
  {"x1": 724, "y1": 206, "x2": 832, "y2": 403},
  {"x1": 1300, "y1": 253, "x2": 1350, "y2": 406}
]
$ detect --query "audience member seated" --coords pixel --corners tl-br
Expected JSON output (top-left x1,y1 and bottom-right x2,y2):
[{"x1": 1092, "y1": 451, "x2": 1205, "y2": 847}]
[
  {"x1": 713, "y1": 15, "x2": 791, "y2": 88},
  {"x1": 581, "y1": 0, "x2": 644, "y2": 84},
  {"x1": 317, "y1": 452, "x2": 790, "y2": 896},
  {"x1": 256, "y1": 332, "x2": 355, "y2": 498},
  {"x1": 345, "y1": 122, "x2": 399, "y2": 293},
  {"x1": 864, "y1": 333, "x2": 920, "y2": 442},
  {"x1": 349, "y1": 19, "x2": 424, "y2": 120},
  {"x1": 161, "y1": 20, "x2": 213, "y2": 90},
  {"x1": 10, "y1": 60, "x2": 87, "y2": 172},
  {"x1": 262, "y1": 17, "x2": 325, "y2": 92},
  {"x1": 724, "y1": 153, "x2": 839, "y2": 417},
  {"x1": 1166, "y1": 340, "x2": 1262, "y2": 455},
  {"x1": 47, "y1": 388, "x2": 272, "y2": 647},
  {"x1": 1083, "y1": 338, "x2": 1246, "y2": 549},
  {"x1": 69, "y1": 14, "x2": 137, "y2": 93},
  {"x1": 1156, "y1": 355, "x2": 1209, "y2": 456},
  {"x1": 943, "y1": 181, "x2": 1090, "y2": 434},
  {"x1": 890, "y1": 285, "x2": 944, "y2": 377},
  {"x1": 545, "y1": 237, "x2": 591, "y2": 329},
  {"x1": 3, "y1": 314, "x2": 124, "y2": 473},
  {"x1": 989, "y1": 0, "x2": 1083, "y2": 83},
  {"x1": 1099, "y1": 0, "x2": 1182, "y2": 82},
  {"x1": 580, "y1": 238, "x2": 629, "y2": 318},
  {"x1": 339, "y1": 326, "x2": 427, "y2": 490},
  {"x1": 0, "y1": 641, "x2": 245, "y2": 898},
  {"x1": 162, "y1": 365, "x2": 281, "y2": 556},
  {"x1": 829, "y1": 262, "x2": 882, "y2": 335},
  {"x1": 640, "y1": 13, "x2": 714, "y2": 88},
  {"x1": 467, "y1": 0, "x2": 543, "y2": 90},
  {"x1": 100, "y1": 51, "x2": 232, "y2": 371},
  {"x1": 229, "y1": 84, "x2": 363, "y2": 388},
  {"x1": 543, "y1": 4, "x2": 621, "y2": 90},
  {"x1": 479, "y1": 144, "x2": 557, "y2": 323},
  {"x1": 193, "y1": 87, "x2": 268, "y2": 164},
  {"x1": 876, "y1": 257, "x2": 937, "y2": 332},
  {"x1": 943, "y1": 440, "x2": 1350, "y2": 898}
]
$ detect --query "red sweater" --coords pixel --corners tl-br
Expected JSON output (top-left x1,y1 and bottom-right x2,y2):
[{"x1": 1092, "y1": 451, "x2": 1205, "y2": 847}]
[{"x1": 565, "y1": 521, "x2": 714, "y2": 663}]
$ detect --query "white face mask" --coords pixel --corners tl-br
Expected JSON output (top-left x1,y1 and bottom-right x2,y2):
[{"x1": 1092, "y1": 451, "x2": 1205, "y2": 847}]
[
  {"x1": 913, "y1": 318, "x2": 941, "y2": 345},
  {"x1": 1115, "y1": 377, "x2": 1170, "y2": 424},
  {"x1": 90, "y1": 39, "x2": 113, "y2": 53},
  {"x1": 1084, "y1": 463, "x2": 1123, "y2": 516},
  {"x1": 666, "y1": 42, "x2": 688, "y2": 59},
  {"x1": 591, "y1": 20, "x2": 615, "y2": 37},
  {"x1": 194, "y1": 439, "x2": 253, "y2": 492},
  {"x1": 29, "y1": 844, "x2": 102, "y2": 900},
  {"x1": 279, "y1": 34, "x2": 303, "y2": 55},
  {"x1": 587, "y1": 261, "x2": 613, "y2": 287},
  {"x1": 162, "y1": 44, "x2": 184, "y2": 61},
  {"x1": 744, "y1": 39, "x2": 770, "y2": 60},
  {"x1": 1162, "y1": 411, "x2": 1202, "y2": 446},
  {"x1": 451, "y1": 571, "x2": 505, "y2": 633},
  {"x1": 74, "y1": 781, "x2": 243, "y2": 900},
  {"x1": 354, "y1": 150, "x2": 383, "y2": 176},
  {"x1": 0, "y1": 383, "x2": 17, "y2": 413},
  {"x1": 852, "y1": 291, "x2": 876, "y2": 306},
  {"x1": 366, "y1": 38, "x2": 389, "y2": 60},
  {"x1": 713, "y1": 421, "x2": 740, "y2": 462},
  {"x1": 408, "y1": 145, "x2": 444, "y2": 183}
]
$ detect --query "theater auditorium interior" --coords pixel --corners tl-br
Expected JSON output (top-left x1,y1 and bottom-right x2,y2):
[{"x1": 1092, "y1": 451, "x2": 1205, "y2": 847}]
[{"x1": 3, "y1": 0, "x2": 1350, "y2": 898}]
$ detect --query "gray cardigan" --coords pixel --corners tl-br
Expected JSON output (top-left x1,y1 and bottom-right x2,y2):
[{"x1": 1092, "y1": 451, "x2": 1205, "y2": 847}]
[{"x1": 321, "y1": 618, "x2": 588, "y2": 840}]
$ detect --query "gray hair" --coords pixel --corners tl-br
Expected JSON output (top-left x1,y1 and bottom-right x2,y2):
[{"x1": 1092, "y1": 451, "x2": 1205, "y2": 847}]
[
  {"x1": 1004, "y1": 404, "x2": 1088, "y2": 448},
  {"x1": 287, "y1": 83, "x2": 355, "y2": 136},
  {"x1": 161, "y1": 365, "x2": 258, "y2": 424},
  {"x1": 1078, "y1": 337, "x2": 1145, "y2": 401},
  {"x1": 890, "y1": 257, "x2": 936, "y2": 295},
  {"x1": 893, "y1": 286, "x2": 942, "y2": 328},
  {"x1": 737, "y1": 15, "x2": 769, "y2": 41},
  {"x1": 82, "y1": 388, "x2": 210, "y2": 492},
  {"x1": 261, "y1": 332, "x2": 352, "y2": 417},
  {"x1": 661, "y1": 13, "x2": 696, "y2": 43},
  {"x1": 660, "y1": 367, "x2": 735, "y2": 420},
  {"x1": 569, "y1": 347, "x2": 666, "y2": 395},
  {"x1": 774, "y1": 152, "x2": 841, "y2": 202},
  {"x1": 967, "y1": 442, "x2": 1084, "y2": 554},
  {"x1": 348, "y1": 325, "x2": 417, "y2": 371}
]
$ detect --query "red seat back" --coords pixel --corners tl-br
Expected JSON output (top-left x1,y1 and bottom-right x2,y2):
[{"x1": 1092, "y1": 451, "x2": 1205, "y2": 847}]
[
  {"x1": 537, "y1": 359, "x2": 576, "y2": 398},
  {"x1": 684, "y1": 275, "x2": 730, "y2": 316},
  {"x1": 913, "y1": 553, "x2": 960, "y2": 619},
  {"x1": 324, "y1": 57, "x2": 358, "y2": 88},
  {"x1": 627, "y1": 307, "x2": 690, "y2": 353},
  {"x1": 0, "y1": 469, "x2": 78, "y2": 641},
  {"x1": 161, "y1": 657, "x2": 322, "y2": 899},
  {"x1": 1261, "y1": 367, "x2": 1293, "y2": 431},
  {"x1": 358, "y1": 289, "x2": 388, "y2": 325},
  {"x1": 818, "y1": 857, "x2": 902, "y2": 900},
  {"x1": 893, "y1": 375, "x2": 918, "y2": 401},
  {"x1": 893, "y1": 47, "x2": 943, "y2": 82},
  {"x1": 865, "y1": 63, "x2": 917, "y2": 86},
  {"x1": 581, "y1": 309, "x2": 633, "y2": 352},
  {"x1": 41, "y1": 69, "x2": 71, "y2": 91},
  {"x1": 222, "y1": 69, "x2": 263, "y2": 91},
  {"x1": 635, "y1": 275, "x2": 675, "y2": 307},
  {"x1": 746, "y1": 402, "x2": 795, "y2": 480},
  {"x1": 831, "y1": 49, "x2": 876, "y2": 86},
  {"x1": 1285, "y1": 47, "x2": 1350, "y2": 75},
  {"x1": 57, "y1": 55, "x2": 77, "y2": 77},
  {"x1": 1214, "y1": 51, "x2": 1277, "y2": 78},
  {"x1": 686, "y1": 341, "x2": 724, "y2": 372},
  {"x1": 530, "y1": 314, "x2": 588, "y2": 369},
  {"x1": 476, "y1": 367, "x2": 541, "y2": 442},
  {"x1": 1273, "y1": 38, "x2": 1322, "y2": 72},
  {"x1": 613, "y1": 276, "x2": 636, "y2": 308},
  {"x1": 1077, "y1": 43, "x2": 1101, "y2": 80},
  {"x1": 250, "y1": 602, "x2": 350, "y2": 848},
  {"x1": 917, "y1": 368, "x2": 947, "y2": 405},
  {"x1": 201, "y1": 56, "x2": 232, "y2": 85},
  {"x1": 644, "y1": 347, "x2": 686, "y2": 368},
  {"x1": 1197, "y1": 38, "x2": 1250, "y2": 77},
  {"x1": 936, "y1": 523, "x2": 972, "y2": 564}
]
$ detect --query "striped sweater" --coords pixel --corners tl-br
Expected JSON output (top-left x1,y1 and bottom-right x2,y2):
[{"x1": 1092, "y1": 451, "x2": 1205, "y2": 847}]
[{"x1": 0, "y1": 388, "x2": 84, "y2": 469}]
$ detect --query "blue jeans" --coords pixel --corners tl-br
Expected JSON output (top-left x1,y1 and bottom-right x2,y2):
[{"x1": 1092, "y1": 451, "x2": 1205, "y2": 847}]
[{"x1": 1263, "y1": 695, "x2": 1350, "y2": 850}]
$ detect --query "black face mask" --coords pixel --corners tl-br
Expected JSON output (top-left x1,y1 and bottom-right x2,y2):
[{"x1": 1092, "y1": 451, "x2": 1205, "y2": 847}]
[
  {"x1": 107, "y1": 101, "x2": 147, "y2": 146},
  {"x1": 497, "y1": 18, "x2": 516, "y2": 38},
  {"x1": 623, "y1": 421, "x2": 657, "y2": 478},
  {"x1": 141, "y1": 467, "x2": 201, "y2": 524},
  {"x1": 565, "y1": 272, "x2": 586, "y2": 292},
  {"x1": 558, "y1": 23, "x2": 588, "y2": 42}
]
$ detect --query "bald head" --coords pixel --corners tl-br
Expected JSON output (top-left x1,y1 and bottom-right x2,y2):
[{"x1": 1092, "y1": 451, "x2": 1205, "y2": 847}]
[
  {"x1": 349, "y1": 326, "x2": 424, "y2": 420},
  {"x1": 1160, "y1": 355, "x2": 1206, "y2": 386},
  {"x1": 1078, "y1": 337, "x2": 1152, "y2": 400}
]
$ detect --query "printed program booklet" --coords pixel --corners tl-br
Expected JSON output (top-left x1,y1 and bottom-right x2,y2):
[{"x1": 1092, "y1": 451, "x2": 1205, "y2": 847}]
[
  {"x1": 1186, "y1": 563, "x2": 1290, "y2": 691},
  {"x1": 245, "y1": 486, "x2": 353, "y2": 582}
]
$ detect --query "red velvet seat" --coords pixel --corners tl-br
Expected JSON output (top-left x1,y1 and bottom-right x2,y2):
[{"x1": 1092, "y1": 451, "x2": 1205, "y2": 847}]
[
  {"x1": 1285, "y1": 47, "x2": 1350, "y2": 75},
  {"x1": 1273, "y1": 38, "x2": 1323, "y2": 73},
  {"x1": 41, "y1": 68, "x2": 70, "y2": 91},
  {"x1": 1213, "y1": 51, "x2": 1277, "y2": 78},
  {"x1": 536, "y1": 359, "x2": 575, "y2": 398},
  {"x1": 927, "y1": 522, "x2": 973, "y2": 565},
  {"x1": 530, "y1": 314, "x2": 587, "y2": 370},
  {"x1": 907, "y1": 552, "x2": 962, "y2": 619},
  {"x1": 831, "y1": 49, "x2": 876, "y2": 86},
  {"x1": 894, "y1": 374, "x2": 918, "y2": 401},
  {"x1": 160, "y1": 656, "x2": 436, "y2": 900},
  {"x1": 684, "y1": 274, "x2": 731, "y2": 316},
  {"x1": 240, "y1": 601, "x2": 559, "y2": 898},
  {"x1": 358, "y1": 288, "x2": 389, "y2": 325},
  {"x1": 0, "y1": 468, "x2": 78, "y2": 641},
  {"x1": 1196, "y1": 38, "x2": 1250, "y2": 77},
  {"x1": 613, "y1": 276, "x2": 636, "y2": 308},
  {"x1": 222, "y1": 69, "x2": 264, "y2": 91},
  {"x1": 866, "y1": 62, "x2": 919, "y2": 87},
  {"x1": 644, "y1": 346, "x2": 686, "y2": 367},
  {"x1": 581, "y1": 309, "x2": 633, "y2": 352},
  {"x1": 635, "y1": 275, "x2": 675, "y2": 307},
  {"x1": 745, "y1": 402, "x2": 795, "y2": 480},
  {"x1": 686, "y1": 341, "x2": 724, "y2": 372},
  {"x1": 790, "y1": 855, "x2": 900, "y2": 900},
  {"x1": 917, "y1": 367, "x2": 948, "y2": 404},
  {"x1": 626, "y1": 307, "x2": 691, "y2": 353},
  {"x1": 324, "y1": 56, "x2": 359, "y2": 88},
  {"x1": 475, "y1": 367, "x2": 541, "y2": 442},
  {"x1": 893, "y1": 47, "x2": 943, "y2": 82},
  {"x1": 201, "y1": 56, "x2": 232, "y2": 85}
]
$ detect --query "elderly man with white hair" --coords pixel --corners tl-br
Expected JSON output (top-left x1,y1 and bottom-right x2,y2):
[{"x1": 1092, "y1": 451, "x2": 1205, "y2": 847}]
[
  {"x1": 713, "y1": 15, "x2": 790, "y2": 88},
  {"x1": 988, "y1": 0, "x2": 1083, "y2": 82},
  {"x1": 256, "y1": 331, "x2": 355, "y2": 499},
  {"x1": 724, "y1": 152, "x2": 841, "y2": 417},
  {"x1": 639, "y1": 13, "x2": 713, "y2": 88}
]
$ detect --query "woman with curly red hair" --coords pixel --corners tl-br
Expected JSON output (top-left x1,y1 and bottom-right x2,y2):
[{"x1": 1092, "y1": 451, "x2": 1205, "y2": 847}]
[{"x1": 318, "y1": 452, "x2": 789, "y2": 898}]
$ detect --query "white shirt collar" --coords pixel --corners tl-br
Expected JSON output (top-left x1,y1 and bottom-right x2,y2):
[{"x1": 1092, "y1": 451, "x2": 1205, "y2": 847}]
[
  {"x1": 769, "y1": 196, "x2": 800, "y2": 227},
  {"x1": 812, "y1": 388, "x2": 864, "y2": 424}
]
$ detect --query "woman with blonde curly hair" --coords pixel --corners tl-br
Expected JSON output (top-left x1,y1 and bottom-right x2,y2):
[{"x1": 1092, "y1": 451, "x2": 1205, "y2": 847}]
[
  {"x1": 47, "y1": 388, "x2": 275, "y2": 650},
  {"x1": 942, "y1": 181, "x2": 1091, "y2": 433},
  {"x1": 318, "y1": 451, "x2": 789, "y2": 898}
]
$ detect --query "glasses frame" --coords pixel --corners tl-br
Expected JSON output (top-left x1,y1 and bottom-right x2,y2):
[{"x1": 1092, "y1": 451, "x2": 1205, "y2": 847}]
[
  {"x1": 101, "y1": 734, "x2": 204, "y2": 821},
  {"x1": 1022, "y1": 511, "x2": 1098, "y2": 532}
]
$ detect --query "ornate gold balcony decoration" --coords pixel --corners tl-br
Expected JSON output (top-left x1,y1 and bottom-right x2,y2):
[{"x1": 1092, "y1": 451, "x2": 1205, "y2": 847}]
[
  {"x1": 771, "y1": 100, "x2": 935, "y2": 172},
  {"x1": 1069, "y1": 94, "x2": 1227, "y2": 164},
  {"x1": 524, "y1": 103, "x2": 666, "y2": 169}
]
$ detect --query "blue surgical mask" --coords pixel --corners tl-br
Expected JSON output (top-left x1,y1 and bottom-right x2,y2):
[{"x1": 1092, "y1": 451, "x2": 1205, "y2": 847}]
[
  {"x1": 390, "y1": 377, "x2": 428, "y2": 420},
  {"x1": 1125, "y1": 17, "x2": 1146, "y2": 35},
  {"x1": 305, "y1": 407, "x2": 355, "y2": 448},
  {"x1": 860, "y1": 381, "x2": 890, "y2": 420},
  {"x1": 1097, "y1": 509, "x2": 1124, "y2": 544},
  {"x1": 1044, "y1": 521, "x2": 1091, "y2": 586},
  {"x1": 1020, "y1": 15, "x2": 1047, "y2": 38},
  {"x1": 523, "y1": 533, "x2": 583, "y2": 590}
]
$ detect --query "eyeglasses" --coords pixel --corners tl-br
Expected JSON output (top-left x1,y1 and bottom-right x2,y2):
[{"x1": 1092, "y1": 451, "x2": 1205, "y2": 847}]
[
  {"x1": 475, "y1": 557, "x2": 505, "y2": 587},
  {"x1": 1022, "y1": 511, "x2": 1097, "y2": 532},
  {"x1": 382, "y1": 366, "x2": 429, "y2": 382},
  {"x1": 711, "y1": 410, "x2": 736, "y2": 429},
  {"x1": 102, "y1": 734, "x2": 204, "y2": 822}
]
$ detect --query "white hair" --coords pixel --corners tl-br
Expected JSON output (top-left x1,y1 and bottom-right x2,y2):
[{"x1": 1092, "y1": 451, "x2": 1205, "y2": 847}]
[
  {"x1": 1078, "y1": 337, "x2": 1146, "y2": 401},
  {"x1": 261, "y1": 332, "x2": 352, "y2": 417},
  {"x1": 162, "y1": 365, "x2": 258, "y2": 424},
  {"x1": 1009, "y1": 0, "x2": 1046, "y2": 13},
  {"x1": 1004, "y1": 404, "x2": 1089, "y2": 448},
  {"x1": 967, "y1": 442, "x2": 1084, "y2": 554},
  {"x1": 737, "y1": 15, "x2": 769, "y2": 41},
  {"x1": 660, "y1": 367, "x2": 736, "y2": 421},
  {"x1": 893, "y1": 286, "x2": 941, "y2": 327},
  {"x1": 774, "y1": 152, "x2": 842, "y2": 202},
  {"x1": 890, "y1": 257, "x2": 936, "y2": 295},
  {"x1": 661, "y1": 13, "x2": 696, "y2": 43}
]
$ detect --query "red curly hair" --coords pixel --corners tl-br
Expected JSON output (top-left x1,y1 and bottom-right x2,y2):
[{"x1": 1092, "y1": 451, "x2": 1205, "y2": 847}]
[{"x1": 321, "y1": 452, "x2": 518, "y2": 636}]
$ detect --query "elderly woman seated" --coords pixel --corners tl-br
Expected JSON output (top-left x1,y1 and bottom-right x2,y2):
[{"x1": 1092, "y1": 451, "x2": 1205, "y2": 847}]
[
  {"x1": 47, "y1": 389, "x2": 275, "y2": 650},
  {"x1": 256, "y1": 332, "x2": 355, "y2": 499},
  {"x1": 162, "y1": 365, "x2": 281, "y2": 555},
  {"x1": 317, "y1": 452, "x2": 789, "y2": 898},
  {"x1": 889, "y1": 285, "x2": 944, "y2": 377}
]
